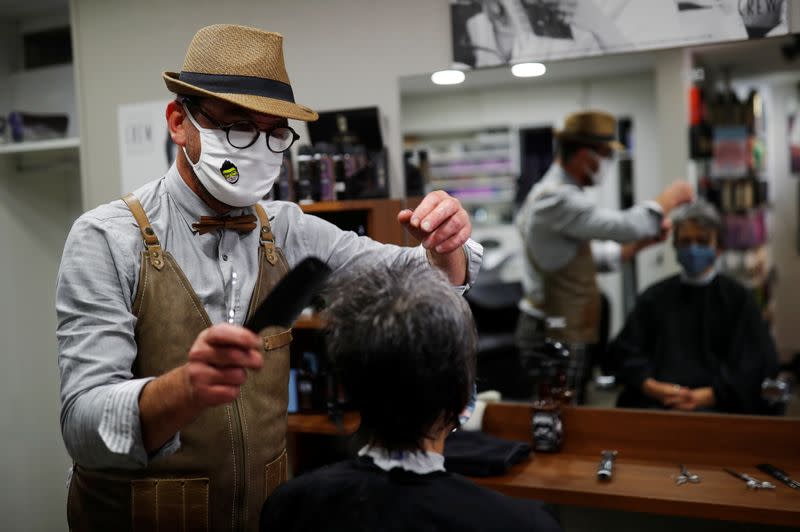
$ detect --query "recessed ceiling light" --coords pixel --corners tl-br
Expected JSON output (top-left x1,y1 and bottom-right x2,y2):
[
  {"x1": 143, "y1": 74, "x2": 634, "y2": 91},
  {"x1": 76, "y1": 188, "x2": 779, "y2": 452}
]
[
  {"x1": 431, "y1": 70, "x2": 466, "y2": 85},
  {"x1": 511, "y1": 62, "x2": 546, "y2": 78}
]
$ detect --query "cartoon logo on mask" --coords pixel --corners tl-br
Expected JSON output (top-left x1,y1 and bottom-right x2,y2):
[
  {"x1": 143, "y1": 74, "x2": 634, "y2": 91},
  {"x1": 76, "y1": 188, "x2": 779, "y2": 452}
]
[{"x1": 220, "y1": 160, "x2": 239, "y2": 184}]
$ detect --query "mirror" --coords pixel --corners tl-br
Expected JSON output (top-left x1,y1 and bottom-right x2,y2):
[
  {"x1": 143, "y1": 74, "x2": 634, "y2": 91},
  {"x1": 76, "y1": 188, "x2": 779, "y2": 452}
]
[{"x1": 399, "y1": 36, "x2": 800, "y2": 417}]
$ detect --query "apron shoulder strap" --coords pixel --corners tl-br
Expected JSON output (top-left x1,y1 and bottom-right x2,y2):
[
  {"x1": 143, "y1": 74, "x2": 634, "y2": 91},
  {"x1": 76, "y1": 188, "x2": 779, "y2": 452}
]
[
  {"x1": 121, "y1": 193, "x2": 165, "y2": 271},
  {"x1": 253, "y1": 203, "x2": 278, "y2": 266}
]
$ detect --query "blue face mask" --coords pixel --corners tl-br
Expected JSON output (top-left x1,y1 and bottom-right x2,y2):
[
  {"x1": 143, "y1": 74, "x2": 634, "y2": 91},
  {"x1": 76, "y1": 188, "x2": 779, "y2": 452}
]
[
  {"x1": 458, "y1": 384, "x2": 477, "y2": 427},
  {"x1": 677, "y1": 245, "x2": 716, "y2": 278}
]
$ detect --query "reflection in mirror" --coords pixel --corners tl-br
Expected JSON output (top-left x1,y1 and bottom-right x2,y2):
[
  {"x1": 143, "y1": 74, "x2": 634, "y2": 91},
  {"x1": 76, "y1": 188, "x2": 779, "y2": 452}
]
[{"x1": 400, "y1": 36, "x2": 800, "y2": 417}]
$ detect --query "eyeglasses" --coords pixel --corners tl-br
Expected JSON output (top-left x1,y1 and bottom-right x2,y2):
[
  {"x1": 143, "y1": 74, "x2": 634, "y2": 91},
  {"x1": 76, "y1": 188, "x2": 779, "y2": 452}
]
[{"x1": 180, "y1": 97, "x2": 300, "y2": 153}]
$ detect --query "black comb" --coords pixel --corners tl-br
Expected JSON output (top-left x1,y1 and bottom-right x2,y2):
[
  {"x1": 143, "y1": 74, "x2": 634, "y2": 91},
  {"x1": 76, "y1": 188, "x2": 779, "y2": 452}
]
[{"x1": 244, "y1": 257, "x2": 331, "y2": 332}]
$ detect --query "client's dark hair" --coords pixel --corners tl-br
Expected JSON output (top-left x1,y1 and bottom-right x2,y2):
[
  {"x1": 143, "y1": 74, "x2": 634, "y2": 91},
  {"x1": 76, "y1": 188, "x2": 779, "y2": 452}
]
[{"x1": 323, "y1": 262, "x2": 477, "y2": 452}]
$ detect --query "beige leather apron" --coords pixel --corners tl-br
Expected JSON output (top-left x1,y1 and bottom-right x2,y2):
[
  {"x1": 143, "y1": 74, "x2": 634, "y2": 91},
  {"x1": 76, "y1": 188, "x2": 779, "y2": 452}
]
[
  {"x1": 67, "y1": 194, "x2": 292, "y2": 532},
  {"x1": 527, "y1": 241, "x2": 601, "y2": 345}
]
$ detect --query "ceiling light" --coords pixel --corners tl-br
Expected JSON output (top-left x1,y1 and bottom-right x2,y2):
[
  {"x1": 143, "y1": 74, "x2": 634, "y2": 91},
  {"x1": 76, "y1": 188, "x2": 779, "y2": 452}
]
[
  {"x1": 431, "y1": 70, "x2": 466, "y2": 85},
  {"x1": 511, "y1": 62, "x2": 546, "y2": 78}
]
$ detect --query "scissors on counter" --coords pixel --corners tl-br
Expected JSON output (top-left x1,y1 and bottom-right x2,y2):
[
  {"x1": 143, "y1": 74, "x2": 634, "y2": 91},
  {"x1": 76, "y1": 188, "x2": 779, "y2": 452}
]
[
  {"x1": 675, "y1": 464, "x2": 701, "y2": 486},
  {"x1": 724, "y1": 468, "x2": 775, "y2": 490}
]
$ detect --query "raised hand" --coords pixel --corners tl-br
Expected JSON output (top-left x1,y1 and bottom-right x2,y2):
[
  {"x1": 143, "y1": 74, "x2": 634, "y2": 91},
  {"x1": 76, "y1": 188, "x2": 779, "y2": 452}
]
[{"x1": 398, "y1": 190, "x2": 471, "y2": 255}]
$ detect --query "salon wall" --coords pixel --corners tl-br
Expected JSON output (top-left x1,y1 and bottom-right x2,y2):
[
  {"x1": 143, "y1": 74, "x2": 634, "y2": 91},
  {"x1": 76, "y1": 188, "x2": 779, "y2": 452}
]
[
  {"x1": 762, "y1": 78, "x2": 800, "y2": 360},
  {"x1": 0, "y1": 22, "x2": 11, "y2": 118},
  {"x1": 0, "y1": 155, "x2": 81, "y2": 532},
  {"x1": 0, "y1": 11, "x2": 81, "y2": 532}
]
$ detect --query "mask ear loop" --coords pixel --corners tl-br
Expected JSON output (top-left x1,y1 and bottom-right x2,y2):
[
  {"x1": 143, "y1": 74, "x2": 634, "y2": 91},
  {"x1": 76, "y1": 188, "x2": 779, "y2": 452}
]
[
  {"x1": 182, "y1": 103, "x2": 206, "y2": 131},
  {"x1": 180, "y1": 103, "x2": 208, "y2": 168}
]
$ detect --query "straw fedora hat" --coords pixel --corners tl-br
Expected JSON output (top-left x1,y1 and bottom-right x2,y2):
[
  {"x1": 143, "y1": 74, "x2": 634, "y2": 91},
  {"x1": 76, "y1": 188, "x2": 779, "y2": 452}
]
[
  {"x1": 555, "y1": 110, "x2": 624, "y2": 151},
  {"x1": 163, "y1": 24, "x2": 318, "y2": 122}
]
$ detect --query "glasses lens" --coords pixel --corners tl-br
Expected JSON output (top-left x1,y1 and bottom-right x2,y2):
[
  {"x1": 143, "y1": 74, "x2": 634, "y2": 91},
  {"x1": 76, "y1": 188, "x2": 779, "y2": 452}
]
[
  {"x1": 227, "y1": 122, "x2": 260, "y2": 148},
  {"x1": 267, "y1": 127, "x2": 295, "y2": 152}
]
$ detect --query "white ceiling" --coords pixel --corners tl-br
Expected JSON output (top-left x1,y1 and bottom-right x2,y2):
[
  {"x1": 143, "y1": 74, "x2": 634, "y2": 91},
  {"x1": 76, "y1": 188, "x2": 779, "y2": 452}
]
[
  {"x1": 399, "y1": 50, "x2": 658, "y2": 97},
  {"x1": 400, "y1": 35, "x2": 800, "y2": 97}
]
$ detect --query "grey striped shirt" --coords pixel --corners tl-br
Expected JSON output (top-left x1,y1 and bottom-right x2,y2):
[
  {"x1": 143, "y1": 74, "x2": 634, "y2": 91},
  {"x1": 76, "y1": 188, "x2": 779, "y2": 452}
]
[{"x1": 56, "y1": 165, "x2": 482, "y2": 470}]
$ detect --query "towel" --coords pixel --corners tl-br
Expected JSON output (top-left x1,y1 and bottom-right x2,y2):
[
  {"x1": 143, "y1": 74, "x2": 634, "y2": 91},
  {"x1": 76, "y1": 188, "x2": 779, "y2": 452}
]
[{"x1": 444, "y1": 430, "x2": 532, "y2": 477}]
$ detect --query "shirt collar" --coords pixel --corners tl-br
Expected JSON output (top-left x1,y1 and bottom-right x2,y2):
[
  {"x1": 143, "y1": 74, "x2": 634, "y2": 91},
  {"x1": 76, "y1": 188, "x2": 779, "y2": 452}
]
[
  {"x1": 358, "y1": 445, "x2": 445, "y2": 474},
  {"x1": 164, "y1": 164, "x2": 249, "y2": 233},
  {"x1": 680, "y1": 266, "x2": 718, "y2": 286},
  {"x1": 553, "y1": 163, "x2": 580, "y2": 187}
]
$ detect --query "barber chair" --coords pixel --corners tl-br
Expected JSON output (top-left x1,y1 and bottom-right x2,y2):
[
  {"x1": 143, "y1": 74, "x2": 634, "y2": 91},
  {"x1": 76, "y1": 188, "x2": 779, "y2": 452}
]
[
  {"x1": 464, "y1": 247, "x2": 535, "y2": 400},
  {"x1": 466, "y1": 279, "x2": 536, "y2": 400},
  {"x1": 465, "y1": 237, "x2": 616, "y2": 402},
  {"x1": 530, "y1": 293, "x2": 614, "y2": 405}
]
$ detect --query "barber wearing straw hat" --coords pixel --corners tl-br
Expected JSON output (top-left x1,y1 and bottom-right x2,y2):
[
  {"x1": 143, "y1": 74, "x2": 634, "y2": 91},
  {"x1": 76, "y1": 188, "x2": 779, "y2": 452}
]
[
  {"x1": 56, "y1": 25, "x2": 482, "y2": 531},
  {"x1": 515, "y1": 110, "x2": 693, "y2": 383}
]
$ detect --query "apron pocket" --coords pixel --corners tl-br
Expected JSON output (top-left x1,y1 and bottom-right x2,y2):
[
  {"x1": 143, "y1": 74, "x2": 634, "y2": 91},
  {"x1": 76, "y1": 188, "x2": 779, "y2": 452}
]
[
  {"x1": 132, "y1": 477, "x2": 209, "y2": 532},
  {"x1": 264, "y1": 449, "x2": 288, "y2": 500}
]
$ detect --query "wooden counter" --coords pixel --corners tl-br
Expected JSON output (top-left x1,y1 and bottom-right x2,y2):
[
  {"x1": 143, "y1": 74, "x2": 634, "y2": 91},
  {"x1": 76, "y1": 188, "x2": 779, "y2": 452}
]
[
  {"x1": 478, "y1": 404, "x2": 800, "y2": 528},
  {"x1": 287, "y1": 405, "x2": 800, "y2": 527},
  {"x1": 288, "y1": 411, "x2": 360, "y2": 436}
]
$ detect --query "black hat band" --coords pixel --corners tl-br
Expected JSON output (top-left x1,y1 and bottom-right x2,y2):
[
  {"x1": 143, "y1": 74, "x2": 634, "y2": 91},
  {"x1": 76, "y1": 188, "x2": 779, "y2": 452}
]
[
  {"x1": 178, "y1": 71, "x2": 295, "y2": 103},
  {"x1": 559, "y1": 132, "x2": 616, "y2": 144}
]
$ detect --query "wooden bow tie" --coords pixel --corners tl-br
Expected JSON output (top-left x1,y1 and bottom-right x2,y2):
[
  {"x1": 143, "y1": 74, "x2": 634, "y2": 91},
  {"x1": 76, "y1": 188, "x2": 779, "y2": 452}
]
[{"x1": 192, "y1": 214, "x2": 258, "y2": 235}]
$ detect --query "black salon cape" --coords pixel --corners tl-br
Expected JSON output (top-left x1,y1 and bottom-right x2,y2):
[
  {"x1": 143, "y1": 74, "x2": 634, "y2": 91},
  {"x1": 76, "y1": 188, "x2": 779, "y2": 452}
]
[
  {"x1": 260, "y1": 456, "x2": 561, "y2": 532},
  {"x1": 609, "y1": 274, "x2": 778, "y2": 414}
]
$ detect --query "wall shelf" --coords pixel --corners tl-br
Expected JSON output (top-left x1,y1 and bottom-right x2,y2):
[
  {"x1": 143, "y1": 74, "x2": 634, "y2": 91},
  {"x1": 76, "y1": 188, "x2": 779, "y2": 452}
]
[
  {"x1": 0, "y1": 137, "x2": 80, "y2": 155},
  {"x1": 300, "y1": 198, "x2": 422, "y2": 247},
  {"x1": 405, "y1": 127, "x2": 515, "y2": 225}
]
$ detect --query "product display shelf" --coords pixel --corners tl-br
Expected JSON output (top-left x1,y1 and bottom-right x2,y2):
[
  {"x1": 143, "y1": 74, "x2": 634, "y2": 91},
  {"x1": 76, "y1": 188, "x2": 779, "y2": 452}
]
[
  {"x1": 0, "y1": 136, "x2": 80, "y2": 155},
  {"x1": 690, "y1": 83, "x2": 774, "y2": 317},
  {"x1": 405, "y1": 128, "x2": 516, "y2": 223}
]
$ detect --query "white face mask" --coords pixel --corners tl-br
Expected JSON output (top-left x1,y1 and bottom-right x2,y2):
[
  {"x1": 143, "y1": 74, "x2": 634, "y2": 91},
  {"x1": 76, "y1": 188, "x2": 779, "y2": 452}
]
[
  {"x1": 586, "y1": 151, "x2": 615, "y2": 186},
  {"x1": 182, "y1": 104, "x2": 284, "y2": 208}
]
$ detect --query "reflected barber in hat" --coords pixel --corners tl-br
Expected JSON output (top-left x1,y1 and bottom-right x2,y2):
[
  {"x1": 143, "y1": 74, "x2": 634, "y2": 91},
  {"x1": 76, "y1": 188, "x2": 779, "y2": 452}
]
[
  {"x1": 514, "y1": 110, "x2": 693, "y2": 393},
  {"x1": 56, "y1": 24, "x2": 482, "y2": 532}
]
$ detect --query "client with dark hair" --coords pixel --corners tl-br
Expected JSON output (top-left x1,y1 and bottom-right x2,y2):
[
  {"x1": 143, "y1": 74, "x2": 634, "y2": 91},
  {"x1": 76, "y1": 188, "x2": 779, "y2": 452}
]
[{"x1": 260, "y1": 263, "x2": 561, "y2": 532}]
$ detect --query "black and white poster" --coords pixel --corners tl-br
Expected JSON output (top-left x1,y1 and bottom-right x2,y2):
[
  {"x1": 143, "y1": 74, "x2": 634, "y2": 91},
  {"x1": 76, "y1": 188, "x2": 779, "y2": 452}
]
[{"x1": 451, "y1": 0, "x2": 790, "y2": 68}]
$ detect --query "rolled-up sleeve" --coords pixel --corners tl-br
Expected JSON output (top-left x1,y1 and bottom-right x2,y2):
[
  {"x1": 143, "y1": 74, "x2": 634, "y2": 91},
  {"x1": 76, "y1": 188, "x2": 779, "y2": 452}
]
[
  {"x1": 460, "y1": 238, "x2": 484, "y2": 293},
  {"x1": 536, "y1": 186, "x2": 662, "y2": 243},
  {"x1": 56, "y1": 215, "x2": 177, "y2": 469}
]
